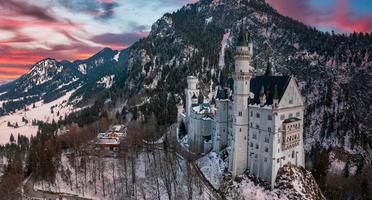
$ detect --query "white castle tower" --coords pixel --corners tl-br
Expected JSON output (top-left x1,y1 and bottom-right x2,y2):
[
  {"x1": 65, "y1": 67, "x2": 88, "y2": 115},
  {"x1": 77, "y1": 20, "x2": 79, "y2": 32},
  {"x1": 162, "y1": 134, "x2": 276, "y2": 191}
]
[
  {"x1": 230, "y1": 26, "x2": 254, "y2": 177},
  {"x1": 213, "y1": 87, "x2": 229, "y2": 152},
  {"x1": 185, "y1": 76, "x2": 199, "y2": 117}
]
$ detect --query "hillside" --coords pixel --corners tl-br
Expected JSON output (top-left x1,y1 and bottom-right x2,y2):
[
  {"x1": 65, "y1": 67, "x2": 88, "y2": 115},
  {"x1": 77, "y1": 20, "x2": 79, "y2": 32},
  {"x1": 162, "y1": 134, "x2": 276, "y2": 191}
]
[
  {"x1": 0, "y1": 0, "x2": 371, "y2": 198},
  {"x1": 114, "y1": 0, "x2": 371, "y2": 166}
]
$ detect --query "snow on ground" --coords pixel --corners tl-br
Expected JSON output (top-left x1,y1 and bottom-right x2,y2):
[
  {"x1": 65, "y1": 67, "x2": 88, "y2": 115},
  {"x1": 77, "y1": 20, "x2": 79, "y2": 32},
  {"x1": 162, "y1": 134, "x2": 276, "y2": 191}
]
[
  {"x1": 196, "y1": 151, "x2": 226, "y2": 188},
  {"x1": 329, "y1": 158, "x2": 346, "y2": 174},
  {"x1": 113, "y1": 51, "x2": 121, "y2": 62},
  {"x1": 78, "y1": 64, "x2": 87, "y2": 75},
  {"x1": 205, "y1": 16, "x2": 213, "y2": 24},
  {"x1": 0, "y1": 90, "x2": 77, "y2": 144},
  {"x1": 34, "y1": 149, "x2": 215, "y2": 200},
  {"x1": 218, "y1": 32, "x2": 230, "y2": 70},
  {"x1": 97, "y1": 75, "x2": 115, "y2": 89},
  {"x1": 226, "y1": 177, "x2": 281, "y2": 200}
]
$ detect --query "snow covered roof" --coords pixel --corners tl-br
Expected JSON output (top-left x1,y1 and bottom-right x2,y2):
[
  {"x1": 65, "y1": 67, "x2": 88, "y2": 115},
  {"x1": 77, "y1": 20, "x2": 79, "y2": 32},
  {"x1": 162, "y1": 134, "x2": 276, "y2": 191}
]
[{"x1": 192, "y1": 104, "x2": 211, "y2": 114}]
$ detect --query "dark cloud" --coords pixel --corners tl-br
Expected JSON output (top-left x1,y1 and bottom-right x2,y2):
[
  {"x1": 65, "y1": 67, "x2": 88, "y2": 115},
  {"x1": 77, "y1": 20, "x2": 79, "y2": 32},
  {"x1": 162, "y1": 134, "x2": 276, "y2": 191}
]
[
  {"x1": 55, "y1": 0, "x2": 119, "y2": 20},
  {"x1": 0, "y1": 0, "x2": 56, "y2": 21},
  {"x1": 92, "y1": 32, "x2": 149, "y2": 47}
]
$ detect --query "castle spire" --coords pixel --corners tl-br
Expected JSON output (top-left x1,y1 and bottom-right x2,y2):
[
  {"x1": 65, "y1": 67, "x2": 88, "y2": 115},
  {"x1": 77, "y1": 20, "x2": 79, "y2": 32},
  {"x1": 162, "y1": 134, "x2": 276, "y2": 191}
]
[
  {"x1": 265, "y1": 61, "x2": 273, "y2": 76},
  {"x1": 259, "y1": 86, "x2": 266, "y2": 107},
  {"x1": 237, "y1": 24, "x2": 250, "y2": 46}
]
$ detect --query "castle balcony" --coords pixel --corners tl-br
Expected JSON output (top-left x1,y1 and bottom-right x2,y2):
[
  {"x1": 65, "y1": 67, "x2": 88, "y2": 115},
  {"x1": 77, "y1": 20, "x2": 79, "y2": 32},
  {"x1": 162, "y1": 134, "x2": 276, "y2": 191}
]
[
  {"x1": 281, "y1": 118, "x2": 301, "y2": 151},
  {"x1": 232, "y1": 72, "x2": 252, "y2": 80}
]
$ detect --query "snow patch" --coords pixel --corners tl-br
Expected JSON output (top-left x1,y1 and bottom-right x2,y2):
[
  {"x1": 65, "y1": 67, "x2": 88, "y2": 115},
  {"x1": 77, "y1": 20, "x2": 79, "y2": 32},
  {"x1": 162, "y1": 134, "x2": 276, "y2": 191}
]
[
  {"x1": 97, "y1": 75, "x2": 115, "y2": 89},
  {"x1": 0, "y1": 90, "x2": 78, "y2": 144},
  {"x1": 113, "y1": 51, "x2": 121, "y2": 62}
]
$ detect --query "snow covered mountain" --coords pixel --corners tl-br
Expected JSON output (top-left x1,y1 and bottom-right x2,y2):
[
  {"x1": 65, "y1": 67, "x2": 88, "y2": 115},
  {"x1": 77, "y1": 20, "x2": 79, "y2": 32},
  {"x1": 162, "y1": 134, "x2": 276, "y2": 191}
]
[{"x1": 0, "y1": 48, "x2": 125, "y2": 116}]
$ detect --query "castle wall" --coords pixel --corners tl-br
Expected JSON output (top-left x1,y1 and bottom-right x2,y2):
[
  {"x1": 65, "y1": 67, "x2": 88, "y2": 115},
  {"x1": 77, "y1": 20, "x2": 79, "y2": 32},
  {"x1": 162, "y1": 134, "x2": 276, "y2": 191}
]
[
  {"x1": 247, "y1": 106, "x2": 275, "y2": 182},
  {"x1": 188, "y1": 111, "x2": 214, "y2": 154}
]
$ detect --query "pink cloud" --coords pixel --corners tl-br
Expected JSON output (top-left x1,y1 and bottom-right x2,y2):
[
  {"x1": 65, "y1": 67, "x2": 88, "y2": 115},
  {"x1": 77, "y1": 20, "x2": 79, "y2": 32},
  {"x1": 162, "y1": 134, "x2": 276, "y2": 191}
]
[{"x1": 267, "y1": 0, "x2": 372, "y2": 32}]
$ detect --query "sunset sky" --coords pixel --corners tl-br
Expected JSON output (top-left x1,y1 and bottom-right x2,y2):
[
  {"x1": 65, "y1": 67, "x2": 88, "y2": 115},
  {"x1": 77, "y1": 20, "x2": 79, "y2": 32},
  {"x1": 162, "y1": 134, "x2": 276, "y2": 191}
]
[{"x1": 0, "y1": 0, "x2": 371, "y2": 83}]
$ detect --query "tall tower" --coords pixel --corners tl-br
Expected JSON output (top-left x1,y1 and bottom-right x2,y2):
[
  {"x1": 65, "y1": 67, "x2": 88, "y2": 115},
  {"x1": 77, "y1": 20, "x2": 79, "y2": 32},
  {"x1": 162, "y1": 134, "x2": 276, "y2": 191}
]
[
  {"x1": 230, "y1": 25, "x2": 254, "y2": 177},
  {"x1": 185, "y1": 76, "x2": 199, "y2": 117},
  {"x1": 213, "y1": 87, "x2": 229, "y2": 152}
]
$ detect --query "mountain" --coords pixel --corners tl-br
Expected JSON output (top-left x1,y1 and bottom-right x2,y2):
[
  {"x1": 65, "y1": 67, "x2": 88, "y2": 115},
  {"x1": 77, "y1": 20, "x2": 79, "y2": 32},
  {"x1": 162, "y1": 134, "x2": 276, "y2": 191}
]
[
  {"x1": 0, "y1": 48, "x2": 125, "y2": 116},
  {"x1": 111, "y1": 0, "x2": 371, "y2": 197},
  {"x1": 116, "y1": 0, "x2": 371, "y2": 155},
  {"x1": 0, "y1": 0, "x2": 371, "y2": 197}
]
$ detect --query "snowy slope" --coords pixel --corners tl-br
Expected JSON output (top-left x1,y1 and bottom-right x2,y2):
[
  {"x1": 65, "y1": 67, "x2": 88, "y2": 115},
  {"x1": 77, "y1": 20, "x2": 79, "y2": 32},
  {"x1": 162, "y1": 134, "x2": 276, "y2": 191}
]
[{"x1": 0, "y1": 90, "x2": 78, "y2": 144}]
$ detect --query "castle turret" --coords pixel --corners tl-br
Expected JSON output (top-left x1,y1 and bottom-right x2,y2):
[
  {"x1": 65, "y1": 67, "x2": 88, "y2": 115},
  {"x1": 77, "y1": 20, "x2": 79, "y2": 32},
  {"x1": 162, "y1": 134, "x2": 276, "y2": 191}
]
[
  {"x1": 213, "y1": 87, "x2": 229, "y2": 152},
  {"x1": 191, "y1": 94, "x2": 198, "y2": 107},
  {"x1": 185, "y1": 76, "x2": 200, "y2": 116},
  {"x1": 259, "y1": 86, "x2": 266, "y2": 107},
  {"x1": 177, "y1": 101, "x2": 184, "y2": 123},
  {"x1": 273, "y1": 85, "x2": 279, "y2": 109},
  {"x1": 230, "y1": 25, "x2": 254, "y2": 176}
]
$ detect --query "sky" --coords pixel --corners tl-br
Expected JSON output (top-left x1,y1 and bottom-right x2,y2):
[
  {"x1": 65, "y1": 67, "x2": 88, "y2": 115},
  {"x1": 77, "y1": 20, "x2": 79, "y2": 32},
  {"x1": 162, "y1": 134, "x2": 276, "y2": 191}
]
[{"x1": 0, "y1": 0, "x2": 371, "y2": 83}]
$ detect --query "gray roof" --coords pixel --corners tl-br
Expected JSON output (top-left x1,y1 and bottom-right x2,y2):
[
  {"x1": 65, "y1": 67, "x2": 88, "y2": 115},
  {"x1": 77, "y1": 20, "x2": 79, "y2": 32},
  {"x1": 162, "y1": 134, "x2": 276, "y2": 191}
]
[
  {"x1": 227, "y1": 75, "x2": 291, "y2": 106},
  {"x1": 249, "y1": 76, "x2": 291, "y2": 106},
  {"x1": 237, "y1": 25, "x2": 251, "y2": 46}
]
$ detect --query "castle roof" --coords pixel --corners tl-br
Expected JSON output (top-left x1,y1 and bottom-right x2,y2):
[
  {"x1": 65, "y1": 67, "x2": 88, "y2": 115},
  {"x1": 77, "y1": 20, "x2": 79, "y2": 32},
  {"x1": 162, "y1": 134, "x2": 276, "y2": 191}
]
[
  {"x1": 227, "y1": 75, "x2": 291, "y2": 106},
  {"x1": 249, "y1": 75, "x2": 290, "y2": 106},
  {"x1": 237, "y1": 25, "x2": 251, "y2": 46},
  {"x1": 216, "y1": 87, "x2": 228, "y2": 100}
]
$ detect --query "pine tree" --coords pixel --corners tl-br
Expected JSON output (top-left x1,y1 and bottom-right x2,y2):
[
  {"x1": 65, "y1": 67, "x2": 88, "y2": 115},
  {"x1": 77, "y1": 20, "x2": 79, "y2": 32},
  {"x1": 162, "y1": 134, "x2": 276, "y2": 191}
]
[
  {"x1": 343, "y1": 160, "x2": 350, "y2": 177},
  {"x1": 361, "y1": 178, "x2": 370, "y2": 200},
  {"x1": 312, "y1": 149, "x2": 329, "y2": 190},
  {"x1": 9, "y1": 134, "x2": 15, "y2": 143}
]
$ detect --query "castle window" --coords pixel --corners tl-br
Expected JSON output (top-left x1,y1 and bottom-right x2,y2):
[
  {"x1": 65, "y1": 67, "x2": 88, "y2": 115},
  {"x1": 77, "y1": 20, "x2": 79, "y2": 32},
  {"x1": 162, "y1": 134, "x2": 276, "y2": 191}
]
[
  {"x1": 253, "y1": 134, "x2": 257, "y2": 139},
  {"x1": 280, "y1": 115, "x2": 285, "y2": 120},
  {"x1": 278, "y1": 138, "x2": 280, "y2": 144},
  {"x1": 256, "y1": 124, "x2": 260, "y2": 129},
  {"x1": 264, "y1": 157, "x2": 267, "y2": 162},
  {"x1": 255, "y1": 144, "x2": 259, "y2": 149},
  {"x1": 256, "y1": 113, "x2": 260, "y2": 118},
  {"x1": 265, "y1": 147, "x2": 269, "y2": 152},
  {"x1": 268, "y1": 115, "x2": 272, "y2": 120},
  {"x1": 289, "y1": 113, "x2": 293, "y2": 118},
  {"x1": 250, "y1": 142, "x2": 253, "y2": 147},
  {"x1": 296, "y1": 112, "x2": 300, "y2": 117},
  {"x1": 250, "y1": 111, "x2": 253, "y2": 116},
  {"x1": 277, "y1": 158, "x2": 280, "y2": 163},
  {"x1": 289, "y1": 99, "x2": 293, "y2": 104},
  {"x1": 268, "y1": 127, "x2": 272, "y2": 132},
  {"x1": 238, "y1": 111, "x2": 242, "y2": 116},
  {"x1": 255, "y1": 154, "x2": 258, "y2": 159},
  {"x1": 292, "y1": 151, "x2": 295, "y2": 158},
  {"x1": 239, "y1": 128, "x2": 242, "y2": 132},
  {"x1": 244, "y1": 136, "x2": 246, "y2": 140},
  {"x1": 265, "y1": 137, "x2": 269, "y2": 143},
  {"x1": 223, "y1": 129, "x2": 225, "y2": 132},
  {"x1": 250, "y1": 123, "x2": 252, "y2": 127}
]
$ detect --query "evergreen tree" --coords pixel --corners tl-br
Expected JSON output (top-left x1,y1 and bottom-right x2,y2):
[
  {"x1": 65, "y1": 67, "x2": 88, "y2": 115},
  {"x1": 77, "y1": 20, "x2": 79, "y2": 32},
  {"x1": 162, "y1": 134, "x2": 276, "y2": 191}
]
[
  {"x1": 312, "y1": 149, "x2": 329, "y2": 190},
  {"x1": 343, "y1": 160, "x2": 350, "y2": 177},
  {"x1": 361, "y1": 178, "x2": 370, "y2": 200},
  {"x1": 9, "y1": 134, "x2": 15, "y2": 144}
]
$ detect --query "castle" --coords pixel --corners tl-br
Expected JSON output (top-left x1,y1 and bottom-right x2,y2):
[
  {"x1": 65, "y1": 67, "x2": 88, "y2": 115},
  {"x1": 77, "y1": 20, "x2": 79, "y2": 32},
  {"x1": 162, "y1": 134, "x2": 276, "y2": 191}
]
[{"x1": 178, "y1": 27, "x2": 305, "y2": 188}]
